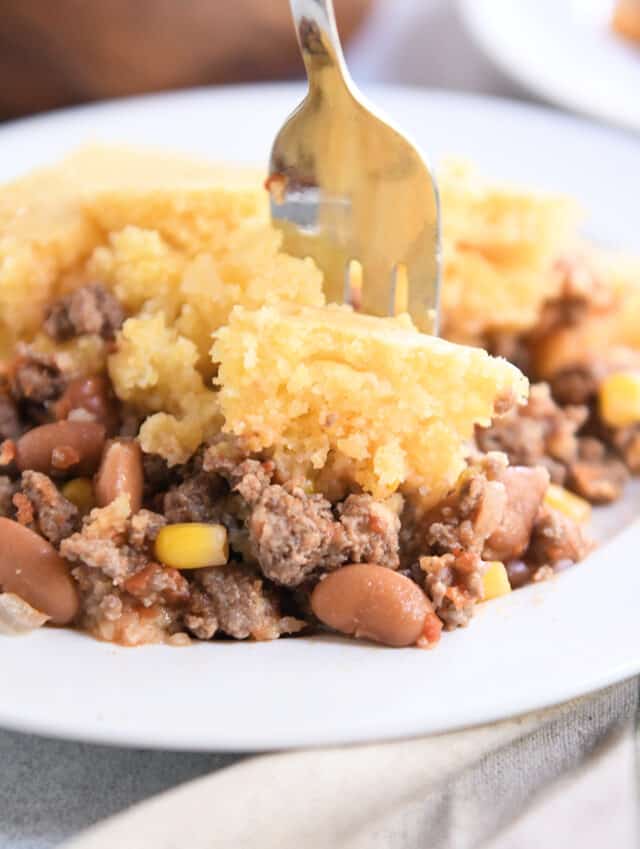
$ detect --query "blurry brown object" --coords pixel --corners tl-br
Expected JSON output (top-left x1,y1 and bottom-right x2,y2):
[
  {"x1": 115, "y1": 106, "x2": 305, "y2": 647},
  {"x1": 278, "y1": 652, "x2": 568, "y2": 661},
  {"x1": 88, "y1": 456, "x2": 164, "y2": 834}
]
[
  {"x1": 0, "y1": 0, "x2": 373, "y2": 119},
  {"x1": 612, "y1": 0, "x2": 640, "y2": 44}
]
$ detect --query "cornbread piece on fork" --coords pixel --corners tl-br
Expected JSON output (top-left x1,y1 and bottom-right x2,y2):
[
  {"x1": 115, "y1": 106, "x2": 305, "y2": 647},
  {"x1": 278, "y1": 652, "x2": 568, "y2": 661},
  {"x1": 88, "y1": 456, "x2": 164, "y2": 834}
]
[{"x1": 213, "y1": 304, "x2": 528, "y2": 502}]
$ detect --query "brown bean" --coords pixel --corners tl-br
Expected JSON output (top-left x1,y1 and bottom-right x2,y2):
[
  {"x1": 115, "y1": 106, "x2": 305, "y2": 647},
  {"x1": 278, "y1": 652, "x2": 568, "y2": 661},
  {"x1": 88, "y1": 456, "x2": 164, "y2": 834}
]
[
  {"x1": 505, "y1": 561, "x2": 533, "y2": 590},
  {"x1": 0, "y1": 518, "x2": 79, "y2": 624},
  {"x1": 484, "y1": 466, "x2": 549, "y2": 562},
  {"x1": 311, "y1": 563, "x2": 430, "y2": 648},
  {"x1": 15, "y1": 421, "x2": 106, "y2": 477},
  {"x1": 54, "y1": 375, "x2": 119, "y2": 433},
  {"x1": 95, "y1": 438, "x2": 143, "y2": 512}
]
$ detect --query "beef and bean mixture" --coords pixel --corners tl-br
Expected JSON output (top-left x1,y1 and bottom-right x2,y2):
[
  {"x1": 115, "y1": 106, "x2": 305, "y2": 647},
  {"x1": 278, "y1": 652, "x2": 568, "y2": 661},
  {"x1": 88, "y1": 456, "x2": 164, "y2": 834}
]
[
  {"x1": 480, "y1": 257, "x2": 640, "y2": 505},
  {"x1": 0, "y1": 281, "x2": 613, "y2": 648}
]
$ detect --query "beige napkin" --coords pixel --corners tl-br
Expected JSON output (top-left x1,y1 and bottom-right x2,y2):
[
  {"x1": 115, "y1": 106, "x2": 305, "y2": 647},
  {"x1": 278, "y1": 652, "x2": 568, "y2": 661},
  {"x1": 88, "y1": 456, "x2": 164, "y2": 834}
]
[{"x1": 64, "y1": 679, "x2": 637, "y2": 849}]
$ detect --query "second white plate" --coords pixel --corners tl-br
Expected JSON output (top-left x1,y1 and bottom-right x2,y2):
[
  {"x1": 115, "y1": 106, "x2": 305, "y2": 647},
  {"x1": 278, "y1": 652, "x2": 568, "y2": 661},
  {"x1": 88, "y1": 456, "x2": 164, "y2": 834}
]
[{"x1": 459, "y1": 0, "x2": 640, "y2": 132}]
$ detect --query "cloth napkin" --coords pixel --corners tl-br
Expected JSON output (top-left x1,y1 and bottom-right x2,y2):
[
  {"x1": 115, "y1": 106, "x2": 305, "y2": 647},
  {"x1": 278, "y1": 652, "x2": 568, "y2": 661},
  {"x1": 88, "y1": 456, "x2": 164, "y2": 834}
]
[{"x1": 62, "y1": 679, "x2": 638, "y2": 849}]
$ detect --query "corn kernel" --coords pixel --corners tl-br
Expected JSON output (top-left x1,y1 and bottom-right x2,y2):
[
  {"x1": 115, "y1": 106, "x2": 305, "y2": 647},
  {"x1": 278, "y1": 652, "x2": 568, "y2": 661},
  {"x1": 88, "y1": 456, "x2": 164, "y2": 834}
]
[
  {"x1": 599, "y1": 371, "x2": 640, "y2": 428},
  {"x1": 61, "y1": 477, "x2": 95, "y2": 514},
  {"x1": 482, "y1": 561, "x2": 512, "y2": 601},
  {"x1": 544, "y1": 483, "x2": 591, "y2": 525},
  {"x1": 155, "y1": 523, "x2": 228, "y2": 570}
]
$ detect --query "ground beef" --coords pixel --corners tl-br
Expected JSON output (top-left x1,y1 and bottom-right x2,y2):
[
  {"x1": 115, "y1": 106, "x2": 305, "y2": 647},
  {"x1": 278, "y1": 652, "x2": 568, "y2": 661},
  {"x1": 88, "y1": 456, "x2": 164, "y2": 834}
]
[
  {"x1": 611, "y1": 425, "x2": 640, "y2": 474},
  {"x1": 72, "y1": 563, "x2": 182, "y2": 646},
  {"x1": 550, "y1": 366, "x2": 600, "y2": 405},
  {"x1": 0, "y1": 392, "x2": 21, "y2": 440},
  {"x1": 248, "y1": 483, "x2": 346, "y2": 586},
  {"x1": 63, "y1": 530, "x2": 144, "y2": 586},
  {"x1": 203, "y1": 440, "x2": 274, "y2": 501},
  {"x1": 527, "y1": 507, "x2": 593, "y2": 567},
  {"x1": 476, "y1": 382, "x2": 587, "y2": 484},
  {"x1": 419, "y1": 453, "x2": 509, "y2": 557},
  {"x1": 43, "y1": 283, "x2": 124, "y2": 341},
  {"x1": 486, "y1": 331, "x2": 532, "y2": 376},
  {"x1": 142, "y1": 452, "x2": 178, "y2": 499},
  {"x1": 532, "y1": 255, "x2": 613, "y2": 340},
  {"x1": 8, "y1": 347, "x2": 68, "y2": 405},
  {"x1": 64, "y1": 498, "x2": 183, "y2": 645},
  {"x1": 60, "y1": 497, "x2": 165, "y2": 585},
  {"x1": 418, "y1": 551, "x2": 484, "y2": 629},
  {"x1": 337, "y1": 494, "x2": 400, "y2": 568},
  {"x1": 14, "y1": 470, "x2": 79, "y2": 546},
  {"x1": 240, "y1": 469, "x2": 402, "y2": 586},
  {"x1": 549, "y1": 348, "x2": 640, "y2": 407},
  {"x1": 567, "y1": 437, "x2": 629, "y2": 504},
  {"x1": 0, "y1": 476, "x2": 16, "y2": 517},
  {"x1": 163, "y1": 472, "x2": 225, "y2": 523},
  {"x1": 184, "y1": 563, "x2": 304, "y2": 641},
  {"x1": 123, "y1": 563, "x2": 189, "y2": 608},
  {"x1": 128, "y1": 509, "x2": 167, "y2": 549}
]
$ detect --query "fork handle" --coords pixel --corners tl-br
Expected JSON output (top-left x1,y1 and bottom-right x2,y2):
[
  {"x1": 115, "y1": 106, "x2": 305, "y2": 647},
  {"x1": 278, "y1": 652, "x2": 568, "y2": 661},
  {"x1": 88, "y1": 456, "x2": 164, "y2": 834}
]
[{"x1": 289, "y1": 0, "x2": 352, "y2": 92}]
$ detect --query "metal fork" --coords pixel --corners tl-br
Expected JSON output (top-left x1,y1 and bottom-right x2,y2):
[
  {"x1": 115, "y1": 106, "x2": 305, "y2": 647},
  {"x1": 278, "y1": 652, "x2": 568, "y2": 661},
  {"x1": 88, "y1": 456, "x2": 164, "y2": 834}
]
[{"x1": 268, "y1": 0, "x2": 441, "y2": 333}]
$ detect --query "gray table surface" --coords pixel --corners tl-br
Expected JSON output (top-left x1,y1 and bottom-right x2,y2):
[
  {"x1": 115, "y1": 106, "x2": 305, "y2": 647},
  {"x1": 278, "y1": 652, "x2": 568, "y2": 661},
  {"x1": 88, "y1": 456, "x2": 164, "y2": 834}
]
[{"x1": 0, "y1": 3, "x2": 623, "y2": 848}]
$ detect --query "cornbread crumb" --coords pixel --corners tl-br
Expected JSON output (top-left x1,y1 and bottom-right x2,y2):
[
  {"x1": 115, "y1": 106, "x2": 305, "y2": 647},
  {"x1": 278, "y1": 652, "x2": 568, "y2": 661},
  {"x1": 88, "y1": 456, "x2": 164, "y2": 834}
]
[
  {"x1": 108, "y1": 313, "x2": 222, "y2": 464},
  {"x1": 213, "y1": 304, "x2": 528, "y2": 501}
]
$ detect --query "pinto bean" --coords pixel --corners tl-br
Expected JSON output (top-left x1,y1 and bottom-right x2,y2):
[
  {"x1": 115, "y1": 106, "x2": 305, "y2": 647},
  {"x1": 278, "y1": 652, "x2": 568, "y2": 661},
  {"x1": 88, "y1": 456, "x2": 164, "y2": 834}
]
[
  {"x1": 54, "y1": 375, "x2": 119, "y2": 433},
  {"x1": 311, "y1": 563, "x2": 430, "y2": 647},
  {"x1": 484, "y1": 466, "x2": 549, "y2": 562},
  {"x1": 15, "y1": 421, "x2": 106, "y2": 477},
  {"x1": 95, "y1": 439, "x2": 143, "y2": 512},
  {"x1": 0, "y1": 518, "x2": 79, "y2": 624}
]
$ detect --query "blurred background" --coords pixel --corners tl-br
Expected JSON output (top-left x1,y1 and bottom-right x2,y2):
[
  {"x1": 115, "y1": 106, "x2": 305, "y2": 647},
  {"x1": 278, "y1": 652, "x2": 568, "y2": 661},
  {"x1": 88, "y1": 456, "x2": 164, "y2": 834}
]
[{"x1": 1, "y1": 0, "x2": 637, "y2": 124}]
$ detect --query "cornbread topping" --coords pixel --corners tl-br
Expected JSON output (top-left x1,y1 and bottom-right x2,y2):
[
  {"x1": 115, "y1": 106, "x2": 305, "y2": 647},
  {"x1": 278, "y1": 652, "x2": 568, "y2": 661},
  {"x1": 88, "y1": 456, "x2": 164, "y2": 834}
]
[{"x1": 1, "y1": 145, "x2": 636, "y2": 648}]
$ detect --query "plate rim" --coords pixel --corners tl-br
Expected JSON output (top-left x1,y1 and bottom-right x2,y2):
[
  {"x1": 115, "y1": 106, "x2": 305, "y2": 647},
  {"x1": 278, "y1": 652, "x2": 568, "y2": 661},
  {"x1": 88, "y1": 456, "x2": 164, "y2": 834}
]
[{"x1": 1, "y1": 79, "x2": 639, "y2": 155}]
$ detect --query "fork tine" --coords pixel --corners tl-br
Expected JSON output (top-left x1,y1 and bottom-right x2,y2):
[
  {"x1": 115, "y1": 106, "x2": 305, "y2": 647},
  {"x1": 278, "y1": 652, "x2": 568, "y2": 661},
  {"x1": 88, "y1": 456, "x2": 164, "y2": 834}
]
[
  {"x1": 404, "y1": 238, "x2": 441, "y2": 335},
  {"x1": 390, "y1": 263, "x2": 409, "y2": 316},
  {"x1": 357, "y1": 258, "x2": 397, "y2": 319}
]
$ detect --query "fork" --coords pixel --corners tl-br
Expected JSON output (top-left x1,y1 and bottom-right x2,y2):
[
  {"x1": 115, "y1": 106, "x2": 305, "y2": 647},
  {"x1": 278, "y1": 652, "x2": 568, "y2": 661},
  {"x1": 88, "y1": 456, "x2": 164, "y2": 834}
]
[{"x1": 268, "y1": 0, "x2": 441, "y2": 333}]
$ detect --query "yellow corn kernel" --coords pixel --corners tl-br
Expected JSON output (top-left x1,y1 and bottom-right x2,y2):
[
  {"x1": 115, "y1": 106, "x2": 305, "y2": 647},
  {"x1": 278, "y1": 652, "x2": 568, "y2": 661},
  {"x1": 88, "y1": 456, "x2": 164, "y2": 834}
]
[
  {"x1": 598, "y1": 371, "x2": 640, "y2": 428},
  {"x1": 155, "y1": 523, "x2": 228, "y2": 570},
  {"x1": 61, "y1": 477, "x2": 95, "y2": 514},
  {"x1": 544, "y1": 482, "x2": 591, "y2": 525},
  {"x1": 482, "y1": 561, "x2": 512, "y2": 601}
]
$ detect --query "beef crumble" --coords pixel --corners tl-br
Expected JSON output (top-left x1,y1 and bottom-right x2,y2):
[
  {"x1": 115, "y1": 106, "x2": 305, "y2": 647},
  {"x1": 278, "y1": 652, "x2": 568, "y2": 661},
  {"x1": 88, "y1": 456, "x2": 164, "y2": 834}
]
[
  {"x1": 163, "y1": 472, "x2": 225, "y2": 523},
  {"x1": 528, "y1": 507, "x2": 593, "y2": 566},
  {"x1": 0, "y1": 391, "x2": 21, "y2": 440},
  {"x1": 14, "y1": 470, "x2": 79, "y2": 546},
  {"x1": 247, "y1": 483, "x2": 347, "y2": 586},
  {"x1": 410, "y1": 456, "x2": 552, "y2": 627},
  {"x1": 9, "y1": 346, "x2": 69, "y2": 405},
  {"x1": 44, "y1": 283, "x2": 125, "y2": 342},
  {"x1": 0, "y1": 475, "x2": 16, "y2": 517},
  {"x1": 612, "y1": 425, "x2": 640, "y2": 474},
  {"x1": 61, "y1": 496, "x2": 165, "y2": 585},
  {"x1": 419, "y1": 551, "x2": 484, "y2": 629},
  {"x1": 476, "y1": 382, "x2": 586, "y2": 484},
  {"x1": 184, "y1": 564, "x2": 304, "y2": 641},
  {"x1": 567, "y1": 437, "x2": 629, "y2": 504}
]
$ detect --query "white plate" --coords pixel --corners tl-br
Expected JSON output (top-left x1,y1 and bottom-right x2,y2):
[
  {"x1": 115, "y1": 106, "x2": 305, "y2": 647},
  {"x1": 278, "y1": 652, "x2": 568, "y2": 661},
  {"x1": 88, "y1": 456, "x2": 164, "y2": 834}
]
[
  {"x1": 459, "y1": 0, "x2": 640, "y2": 132},
  {"x1": 1, "y1": 84, "x2": 640, "y2": 751}
]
